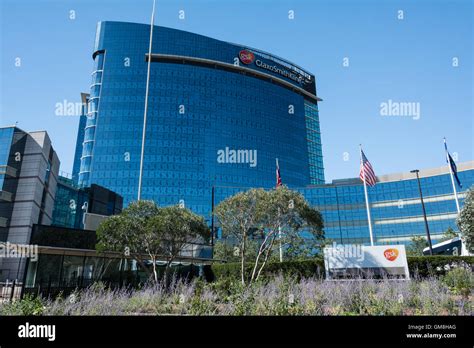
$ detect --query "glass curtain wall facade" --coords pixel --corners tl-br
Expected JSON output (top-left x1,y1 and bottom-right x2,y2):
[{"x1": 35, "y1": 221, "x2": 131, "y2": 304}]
[
  {"x1": 71, "y1": 21, "x2": 473, "y2": 246},
  {"x1": 215, "y1": 164, "x2": 473, "y2": 245},
  {"x1": 72, "y1": 93, "x2": 89, "y2": 184},
  {"x1": 0, "y1": 126, "x2": 27, "y2": 240},
  {"x1": 52, "y1": 178, "x2": 123, "y2": 230},
  {"x1": 304, "y1": 102, "x2": 324, "y2": 184},
  {"x1": 78, "y1": 52, "x2": 105, "y2": 188},
  {"x1": 52, "y1": 176, "x2": 88, "y2": 229},
  {"x1": 74, "y1": 22, "x2": 324, "y2": 218}
]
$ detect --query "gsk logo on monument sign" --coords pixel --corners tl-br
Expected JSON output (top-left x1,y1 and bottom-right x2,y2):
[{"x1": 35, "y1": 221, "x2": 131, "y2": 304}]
[
  {"x1": 383, "y1": 248, "x2": 399, "y2": 261},
  {"x1": 239, "y1": 50, "x2": 255, "y2": 64}
]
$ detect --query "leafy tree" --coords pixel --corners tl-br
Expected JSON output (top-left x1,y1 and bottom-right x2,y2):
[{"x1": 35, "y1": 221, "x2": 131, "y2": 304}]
[
  {"x1": 214, "y1": 189, "x2": 266, "y2": 285},
  {"x1": 457, "y1": 186, "x2": 474, "y2": 253},
  {"x1": 96, "y1": 200, "x2": 160, "y2": 280},
  {"x1": 215, "y1": 186, "x2": 324, "y2": 285},
  {"x1": 96, "y1": 201, "x2": 210, "y2": 283},
  {"x1": 406, "y1": 236, "x2": 428, "y2": 256},
  {"x1": 213, "y1": 238, "x2": 262, "y2": 263},
  {"x1": 146, "y1": 205, "x2": 210, "y2": 282},
  {"x1": 284, "y1": 235, "x2": 333, "y2": 260},
  {"x1": 120, "y1": 199, "x2": 161, "y2": 220},
  {"x1": 213, "y1": 239, "x2": 236, "y2": 262},
  {"x1": 438, "y1": 227, "x2": 459, "y2": 243}
]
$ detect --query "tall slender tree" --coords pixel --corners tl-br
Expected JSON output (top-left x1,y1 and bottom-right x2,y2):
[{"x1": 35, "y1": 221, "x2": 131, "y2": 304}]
[
  {"x1": 215, "y1": 187, "x2": 324, "y2": 285},
  {"x1": 457, "y1": 186, "x2": 474, "y2": 253}
]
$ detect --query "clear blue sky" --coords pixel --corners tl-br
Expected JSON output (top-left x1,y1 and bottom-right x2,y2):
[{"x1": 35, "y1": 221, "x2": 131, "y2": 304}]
[{"x1": 1, "y1": 0, "x2": 472, "y2": 182}]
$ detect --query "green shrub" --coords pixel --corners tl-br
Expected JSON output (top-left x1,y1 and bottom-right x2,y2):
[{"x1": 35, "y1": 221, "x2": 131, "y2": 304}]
[
  {"x1": 263, "y1": 259, "x2": 325, "y2": 279},
  {"x1": 0, "y1": 294, "x2": 45, "y2": 315},
  {"x1": 211, "y1": 259, "x2": 325, "y2": 282},
  {"x1": 442, "y1": 267, "x2": 474, "y2": 296},
  {"x1": 408, "y1": 256, "x2": 474, "y2": 278},
  {"x1": 211, "y1": 262, "x2": 252, "y2": 282}
]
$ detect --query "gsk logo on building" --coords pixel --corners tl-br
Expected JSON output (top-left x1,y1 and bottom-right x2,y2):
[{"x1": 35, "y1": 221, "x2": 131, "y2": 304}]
[
  {"x1": 383, "y1": 248, "x2": 399, "y2": 261},
  {"x1": 239, "y1": 50, "x2": 255, "y2": 64}
]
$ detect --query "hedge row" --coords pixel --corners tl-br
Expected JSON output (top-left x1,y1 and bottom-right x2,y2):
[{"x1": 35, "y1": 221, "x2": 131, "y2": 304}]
[
  {"x1": 210, "y1": 259, "x2": 325, "y2": 282},
  {"x1": 210, "y1": 256, "x2": 474, "y2": 281},
  {"x1": 408, "y1": 256, "x2": 474, "y2": 277}
]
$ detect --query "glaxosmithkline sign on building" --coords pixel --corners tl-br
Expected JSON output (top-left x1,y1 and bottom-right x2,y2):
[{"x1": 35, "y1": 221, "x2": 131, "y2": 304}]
[{"x1": 238, "y1": 49, "x2": 310, "y2": 86}]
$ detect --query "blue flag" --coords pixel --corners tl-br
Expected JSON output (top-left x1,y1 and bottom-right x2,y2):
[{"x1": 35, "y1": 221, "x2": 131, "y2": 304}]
[{"x1": 445, "y1": 142, "x2": 462, "y2": 188}]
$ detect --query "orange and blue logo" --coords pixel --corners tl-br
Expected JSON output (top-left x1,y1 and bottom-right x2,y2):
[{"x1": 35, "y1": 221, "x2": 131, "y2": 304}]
[
  {"x1": 239, "y1": 50, "x2": 255, "y2": 64},
  {"x1": 384, "y1": 248, "x2": 399, "y2": 261}
]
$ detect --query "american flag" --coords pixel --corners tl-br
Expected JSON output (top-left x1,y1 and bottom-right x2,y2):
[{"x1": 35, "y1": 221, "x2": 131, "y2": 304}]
[
  {"x1": 360, "y1": 150, "x2": 376, "y2": 187},
  {"x1": 276, "y1": 159, "x2": 282, "y2": 188}
]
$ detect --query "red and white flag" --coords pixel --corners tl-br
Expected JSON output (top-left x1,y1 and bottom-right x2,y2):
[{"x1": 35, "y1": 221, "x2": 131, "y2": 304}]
[
  {"x1": 360, "y1": 150, "x2": 377, "y2": 187},
  {"x1": 359, "y1": 146, "x2": 376, "y2": 246},
  {"x1": 276, "y1": 158, "x2": 282, "y2": 188}
]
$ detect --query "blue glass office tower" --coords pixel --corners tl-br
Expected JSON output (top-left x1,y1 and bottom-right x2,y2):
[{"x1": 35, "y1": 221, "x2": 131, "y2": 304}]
[
  {"x1": 76, "y1": 21, "x2": 325, "y2": 217},
  {"x1": 73, "y1": 21, "x2": 473, "y2": 246}
]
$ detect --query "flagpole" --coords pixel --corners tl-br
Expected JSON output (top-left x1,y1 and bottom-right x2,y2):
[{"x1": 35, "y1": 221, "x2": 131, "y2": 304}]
[
  {"x1": 444, "y1": 138, "x2": 466, "y2": 255},
  {"x1": 138, "y1": 0, "x2": 156, "y2": 201},
  {"x1": 276, "y1": 158, "x2": 283, "y2": 262},
  {"x1": 444, "y1": 138, "x2": 461, "y2": 214},
  {"x1": 360, "y1": 145, "x2": 374, "y2": 246}
]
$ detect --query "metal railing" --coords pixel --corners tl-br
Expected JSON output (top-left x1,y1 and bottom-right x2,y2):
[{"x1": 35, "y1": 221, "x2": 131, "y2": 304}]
[{"x1": 0, "y1": 279, "x2": 22, "y2": 302}]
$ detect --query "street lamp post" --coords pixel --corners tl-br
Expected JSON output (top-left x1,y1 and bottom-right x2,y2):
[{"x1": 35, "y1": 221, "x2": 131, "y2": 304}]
[{"x1": 411, "y1": 169, "x2": 433, "y2": 255}]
